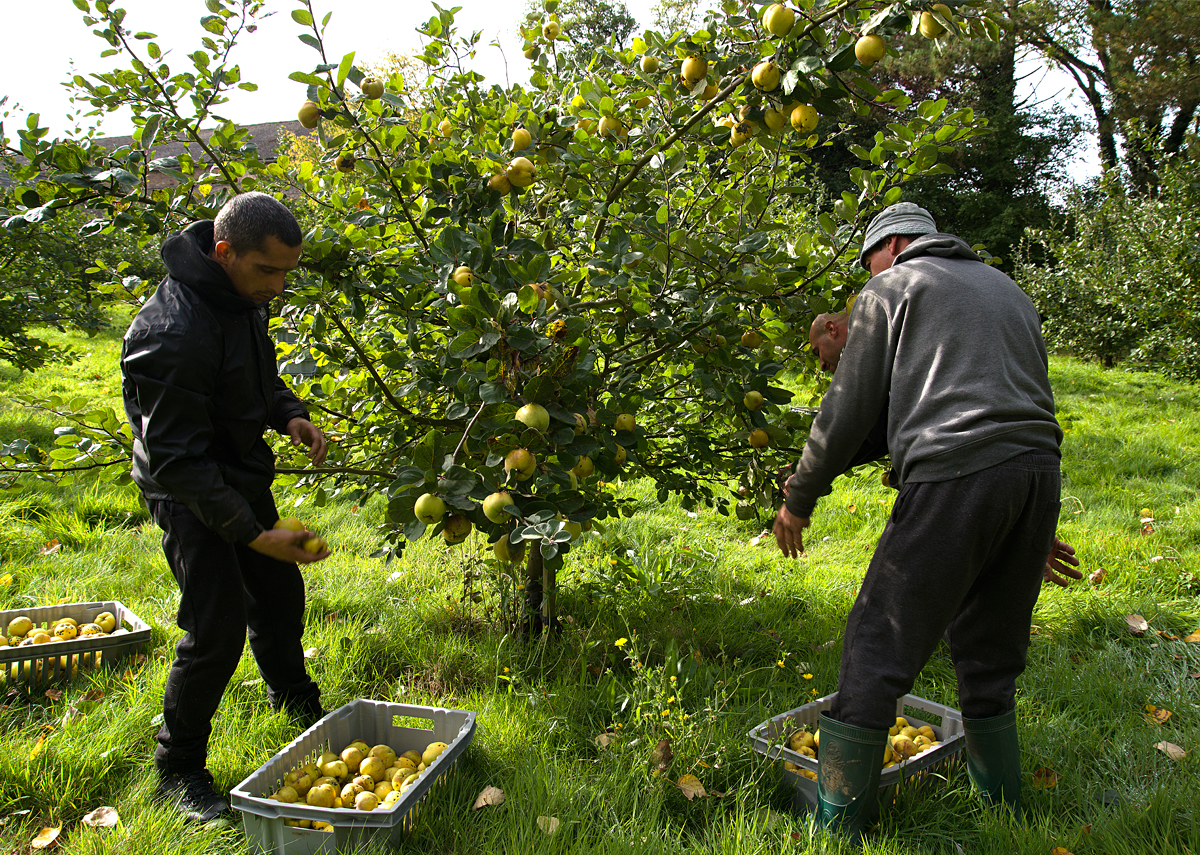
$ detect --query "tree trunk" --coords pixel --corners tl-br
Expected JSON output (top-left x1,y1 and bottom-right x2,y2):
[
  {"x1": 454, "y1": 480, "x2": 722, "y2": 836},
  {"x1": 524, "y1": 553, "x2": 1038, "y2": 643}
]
[{"x1": 523, "y1": 545, "x2": 544, "y2": 636}]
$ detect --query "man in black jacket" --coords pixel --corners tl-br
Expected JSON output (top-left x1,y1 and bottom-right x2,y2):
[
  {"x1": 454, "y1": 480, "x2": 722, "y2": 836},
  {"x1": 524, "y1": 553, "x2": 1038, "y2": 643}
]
[{"x1": 122, "y1": 192, "x2": 329, "y2": 822}]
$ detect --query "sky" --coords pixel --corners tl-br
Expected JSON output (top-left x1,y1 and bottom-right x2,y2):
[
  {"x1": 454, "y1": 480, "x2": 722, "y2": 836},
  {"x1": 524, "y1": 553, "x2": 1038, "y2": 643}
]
[{"x1": 3, "y1": 0, "x2": 1099, "y2": 182}]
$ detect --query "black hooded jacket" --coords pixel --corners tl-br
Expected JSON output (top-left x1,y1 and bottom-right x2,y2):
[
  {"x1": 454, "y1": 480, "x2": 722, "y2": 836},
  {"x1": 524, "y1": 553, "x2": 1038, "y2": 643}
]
[{"x1": 120, "y1": 221, "x2": 308, "y2": 544}]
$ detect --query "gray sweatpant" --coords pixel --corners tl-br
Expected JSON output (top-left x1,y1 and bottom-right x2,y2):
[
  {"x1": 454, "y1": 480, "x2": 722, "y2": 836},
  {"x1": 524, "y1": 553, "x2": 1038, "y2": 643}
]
[{"x1": 830, "y1": 450, "x2": 1061, "y2": 729}]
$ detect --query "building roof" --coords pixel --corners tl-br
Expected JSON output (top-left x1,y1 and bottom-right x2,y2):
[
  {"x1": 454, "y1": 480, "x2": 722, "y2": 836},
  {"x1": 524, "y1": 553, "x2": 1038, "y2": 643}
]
[{"x1": 95, "y1": 119, "x2": 311, "y2": 161}]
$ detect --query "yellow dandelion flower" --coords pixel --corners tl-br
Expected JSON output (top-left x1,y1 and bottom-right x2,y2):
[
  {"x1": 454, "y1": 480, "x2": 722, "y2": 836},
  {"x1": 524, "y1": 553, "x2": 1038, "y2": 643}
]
[{"x1": 615, "y1": 638, "x2": 628, "y2": 648}]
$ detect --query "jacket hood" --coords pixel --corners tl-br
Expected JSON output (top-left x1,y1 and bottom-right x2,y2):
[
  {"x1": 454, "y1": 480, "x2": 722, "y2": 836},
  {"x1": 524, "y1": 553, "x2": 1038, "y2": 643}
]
[
  {"x1": 160, "y1": 220, "x2": 257, "y2": 313},
  {"x1": 894, "y1": 232, "x2": 982, "y2": 265}
]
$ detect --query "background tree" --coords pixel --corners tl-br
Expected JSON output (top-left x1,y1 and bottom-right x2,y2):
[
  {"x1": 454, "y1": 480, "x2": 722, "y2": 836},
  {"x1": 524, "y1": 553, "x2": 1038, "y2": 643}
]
[
  {"x1": 806, "y1": 21, "x2": 1079, "y2": 268},
  {"x1": 520, "y1": 0, "x2": 639, "y2": 68},
  {"x1": 1016, "y1": 0, "x2": 1200, "y2": 189},
  {"x1": 651, "y1": 0, "x2": 706, "y2": 34},
  {"x1": 1017, "y1": 132, "x2": 1200, "y2": 377}
]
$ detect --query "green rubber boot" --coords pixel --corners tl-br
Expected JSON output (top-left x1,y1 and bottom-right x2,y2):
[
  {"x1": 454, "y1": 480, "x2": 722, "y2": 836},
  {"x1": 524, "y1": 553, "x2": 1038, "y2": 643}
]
[
  {"x1": 962, "y1": 708, "x2": 1022, "y2": 814},
  {"x1": 815, "y1": 712, "x2": 888, "y2": 842}
]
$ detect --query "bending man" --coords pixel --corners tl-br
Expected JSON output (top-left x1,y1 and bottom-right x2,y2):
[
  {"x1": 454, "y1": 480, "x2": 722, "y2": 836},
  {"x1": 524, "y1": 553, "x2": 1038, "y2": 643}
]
[{"x1": 774, "y1": 202, "x2": 1080, "y2": 839}]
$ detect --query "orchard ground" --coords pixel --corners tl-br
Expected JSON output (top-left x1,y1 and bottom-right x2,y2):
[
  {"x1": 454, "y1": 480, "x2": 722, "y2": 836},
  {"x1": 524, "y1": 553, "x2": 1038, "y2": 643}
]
[{"x1": 0, "y1": 321, "x2": 1197, "y2": 854}]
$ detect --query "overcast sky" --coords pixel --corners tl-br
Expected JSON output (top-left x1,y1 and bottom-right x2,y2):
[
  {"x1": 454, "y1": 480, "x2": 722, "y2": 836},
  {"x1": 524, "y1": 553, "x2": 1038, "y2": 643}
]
[{"x1": 4, "y1": 0, "x2": 1098, "y2": 182}]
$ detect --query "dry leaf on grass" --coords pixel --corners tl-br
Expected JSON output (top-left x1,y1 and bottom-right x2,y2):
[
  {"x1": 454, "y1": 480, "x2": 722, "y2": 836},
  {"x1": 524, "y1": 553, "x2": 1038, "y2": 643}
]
[
  {"x1": 80, "y1": 690, "x2": 103, "y2": 703},
  {"x1": 1155, "y1": 741, "x2": 1186, "y2": 761},
  {"x1": 1031, "y1": 767, "x2": 1060, "y2": 789},
  {"x1": 81, "y1": 806, "x2": 119, "y2": 828},
  {"x1": 536, "y1": 816, "x2": 559, "y2": 834},
  {"x1": 40, "y1": 539, "x2": 62, "y2": 556},
  {"x1": 1184, "y1": 629, "x2": 1200, "y2": 643},
  {"x1": 29, "y1": 726, "x2": 55, "y2": 761},
  {"x1": 471, "y1": 786, "x2": 504, "y2": 810},
  {"x1": 594, "y1": 733, "x2": 613, "y2": 750},
  {"x1": 678, "y1": 774, "x2": 707, "y2": 801},
  {"x1": 1050, "y1": 848, "x2": 1074, "y2": 855},
  {"x1": 1158, "y1": 630, "x2": 1180, "y2": 641},
  {"x1": 1089, "y1": 567, "x2": 1106, "y2": 584},
  {"x1": 43, "y1": 689, "x2": 62, "y2": 701},
  {"x1": 303, "y1": 647, "x2": 320, "y2": 659},
  {"x1": 1125, "y1": 615, "x2": 1149, "y2": 636},
  {"x1": 1144, "y1": 704, "x2": 1172, "y2": 724},
  {"x1": 31, "y1": 824, "x2": 61, "y2": 849}
]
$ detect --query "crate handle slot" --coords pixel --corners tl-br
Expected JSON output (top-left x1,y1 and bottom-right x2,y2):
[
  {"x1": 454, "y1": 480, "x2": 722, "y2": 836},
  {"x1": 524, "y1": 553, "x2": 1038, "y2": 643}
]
[{"x1": 391, "y1": 715, "x2": 434, "y2": 730}]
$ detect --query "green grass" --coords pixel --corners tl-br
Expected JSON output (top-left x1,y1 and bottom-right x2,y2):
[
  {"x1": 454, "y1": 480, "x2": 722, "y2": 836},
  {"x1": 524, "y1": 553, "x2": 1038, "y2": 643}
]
[{"x1": 0, "y1": 334, "x2": 1197, "y2": 854}]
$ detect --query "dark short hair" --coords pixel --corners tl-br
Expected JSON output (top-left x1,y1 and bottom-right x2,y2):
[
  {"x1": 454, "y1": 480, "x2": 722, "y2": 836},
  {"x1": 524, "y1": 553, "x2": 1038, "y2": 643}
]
[
  {"x1": 213, "y1": 192, "x2": 302, "y2": 254},
  {"x1": 861, "y1": 232, "x2": 928, "y2": 269}
]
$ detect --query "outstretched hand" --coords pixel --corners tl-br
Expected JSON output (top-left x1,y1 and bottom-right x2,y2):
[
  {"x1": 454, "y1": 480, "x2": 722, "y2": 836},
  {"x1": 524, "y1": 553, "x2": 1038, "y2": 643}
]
[
  {"x1": 774, "y1": 505, "x2": 810, "y2": 559},
  {"x1": 247, "y1": 527, "x2": 330, "y2": 564},
  {"x1": 287, "y1": 417, "x2": 327, "y2": 467},
  {"x1": 1043, "y1": 537, "x2": 1082, "y2": 587}
]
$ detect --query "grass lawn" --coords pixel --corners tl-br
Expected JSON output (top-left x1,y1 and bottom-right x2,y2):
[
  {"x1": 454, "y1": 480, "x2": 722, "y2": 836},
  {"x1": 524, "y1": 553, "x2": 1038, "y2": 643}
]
[{"x1": 0, "y1": 322, "x2": 1197, "y2": 854}]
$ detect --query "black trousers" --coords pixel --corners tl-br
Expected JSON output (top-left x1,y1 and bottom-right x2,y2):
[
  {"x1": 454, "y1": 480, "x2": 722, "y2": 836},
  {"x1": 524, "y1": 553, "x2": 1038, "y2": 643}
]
[
  {"x1": 148, "y1": 492, "x2": 321, "y2": 774},
  {"x1": 830, "y1": 451, "x2": 1060, "y2": 729}
]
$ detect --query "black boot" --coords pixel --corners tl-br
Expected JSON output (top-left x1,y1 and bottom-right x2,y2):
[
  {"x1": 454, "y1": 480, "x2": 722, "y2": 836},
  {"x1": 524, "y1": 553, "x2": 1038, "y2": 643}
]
[
  {"x1": 962, "y1": 708, "x2": 1022, "y2": 814},
  {"x1": 155, "y1": 768, "x2": 230, "y2": 823},
  {"x1": 815, "y1": 712, "x2": 888, "y2": 843}
]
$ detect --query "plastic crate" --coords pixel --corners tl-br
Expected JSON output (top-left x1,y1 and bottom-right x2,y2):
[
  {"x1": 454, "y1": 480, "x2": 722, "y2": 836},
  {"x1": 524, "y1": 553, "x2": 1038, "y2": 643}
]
[
  {"x1": 0, "y1": 600, "x2": 152, "y2": 687},
  {"x1": 231, "y1": 700, "x2": 476, "y2": 855},
  {"x1": 747, "y1": 692, "x2": 964, "y2": 812}
]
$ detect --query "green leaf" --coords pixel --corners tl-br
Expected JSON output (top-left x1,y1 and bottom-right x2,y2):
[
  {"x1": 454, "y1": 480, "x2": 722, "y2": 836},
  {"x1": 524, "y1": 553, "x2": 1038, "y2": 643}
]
[
  {"x1": 656, "y1": 204, "x2": 669, "y2": 225},
  {"x1": 140, "y1": 114, "x2": 160, "y2": 150},
  {"x1": 336, "y1": 51, "x2": 355, "y2": 89},
  {"x1": 291, "y1": 8, "x2": 313, "y2": 26},
  {"x1": 517, "y1": 285, "x2": 541, "y2": 314},
  {"x1": 288, "y1": 71, "x2": 327, "y2": 87}
]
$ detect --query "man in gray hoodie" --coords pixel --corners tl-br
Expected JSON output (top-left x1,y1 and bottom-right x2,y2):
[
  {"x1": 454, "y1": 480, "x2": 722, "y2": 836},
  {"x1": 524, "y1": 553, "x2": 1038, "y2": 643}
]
[{"x1": 774, "y1": 203, "x2": 1079, "y2": 838}]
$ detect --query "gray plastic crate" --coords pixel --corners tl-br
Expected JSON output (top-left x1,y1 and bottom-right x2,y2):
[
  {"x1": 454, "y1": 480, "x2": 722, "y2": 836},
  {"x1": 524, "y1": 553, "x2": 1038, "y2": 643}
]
[
  {"x1": 747, "y1": 692, "x2": 964, "y2": 812},
  {"x1": 231, "y1": 700, "x2": 476, "y2": 855},
  {"x1": 0, "y1": 600, "x2": 151, "y2": 687}
]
